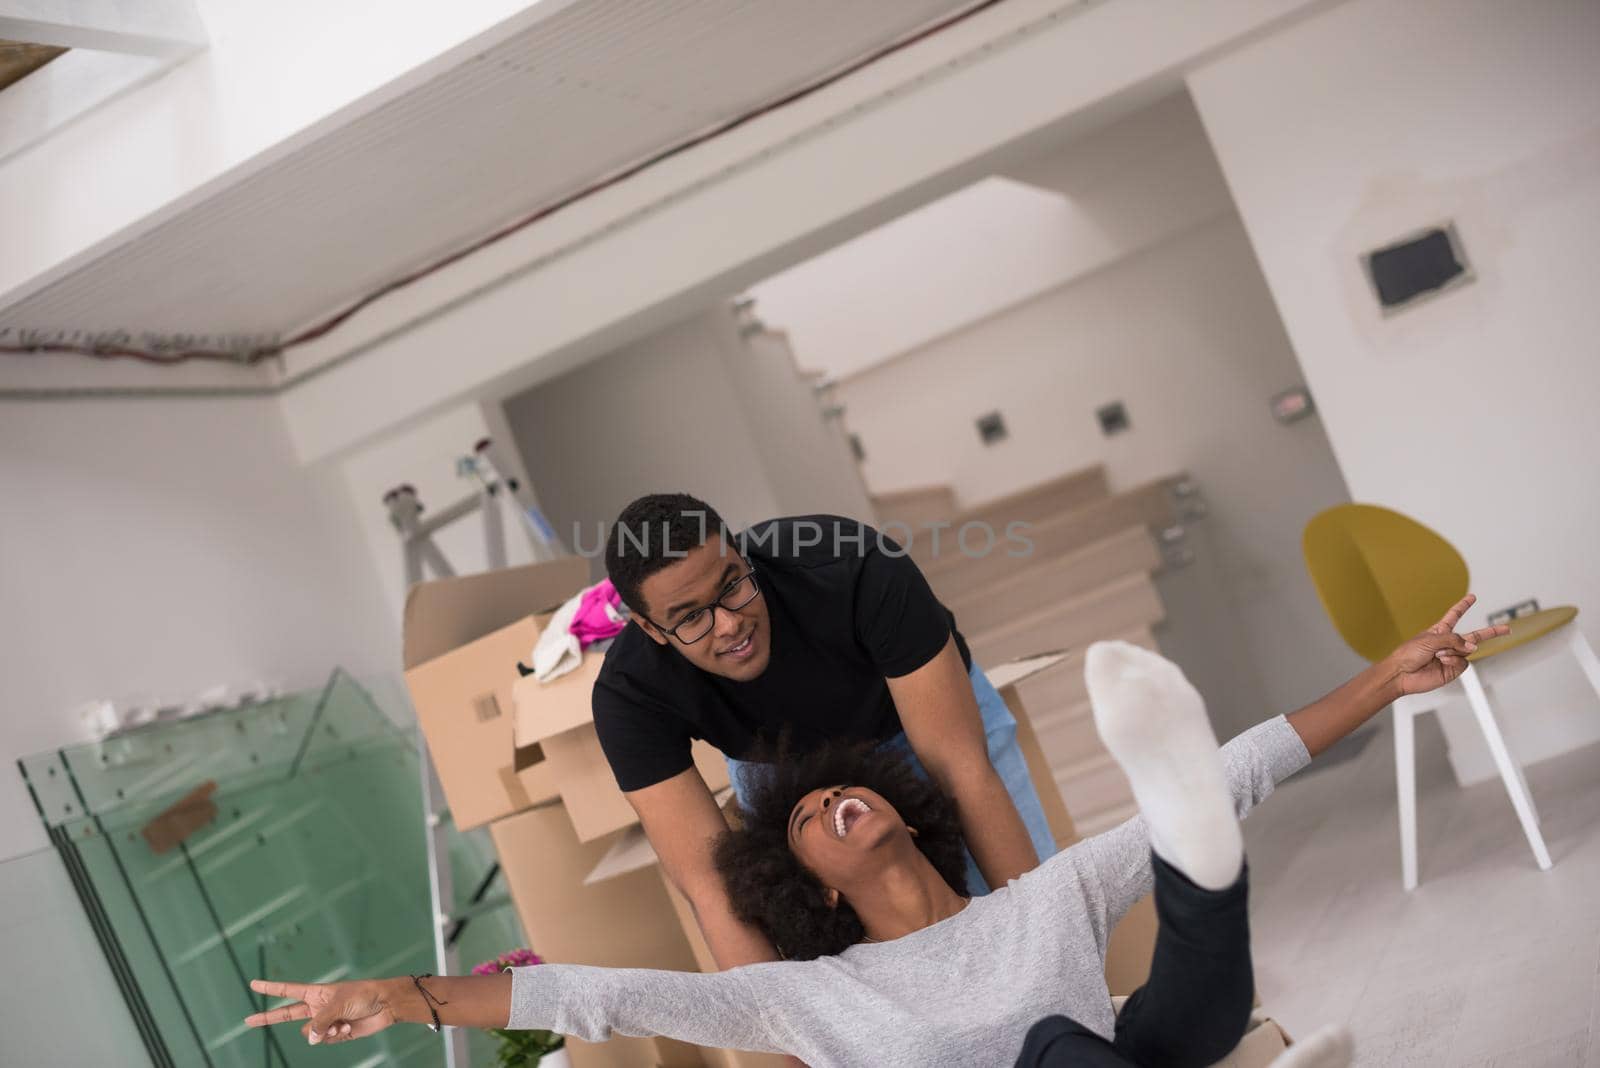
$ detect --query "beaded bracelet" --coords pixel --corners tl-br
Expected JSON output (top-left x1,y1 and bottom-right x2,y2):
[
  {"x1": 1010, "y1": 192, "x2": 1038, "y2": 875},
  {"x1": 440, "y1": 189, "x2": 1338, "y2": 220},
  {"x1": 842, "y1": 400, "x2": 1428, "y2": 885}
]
[{"x1": 410, "y1": 973, "x2": 449, "y2": 1033}]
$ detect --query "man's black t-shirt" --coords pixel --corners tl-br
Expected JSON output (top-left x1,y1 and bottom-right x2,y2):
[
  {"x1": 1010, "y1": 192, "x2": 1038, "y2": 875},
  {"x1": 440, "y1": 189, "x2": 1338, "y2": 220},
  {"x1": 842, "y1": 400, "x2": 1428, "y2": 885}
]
[{"x1": 592, "y1": 515, "x2": 973, "y2": 793}]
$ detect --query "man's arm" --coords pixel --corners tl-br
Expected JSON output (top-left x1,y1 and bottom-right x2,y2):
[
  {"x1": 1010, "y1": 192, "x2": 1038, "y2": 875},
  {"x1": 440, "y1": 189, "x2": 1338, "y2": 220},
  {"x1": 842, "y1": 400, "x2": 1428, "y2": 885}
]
[
  {"x1": 625, "y1": 767, "x2": 782, "y2": 970},
  {"x1": 887, "y1": 635, "x2": 1041, "y2": 889}
]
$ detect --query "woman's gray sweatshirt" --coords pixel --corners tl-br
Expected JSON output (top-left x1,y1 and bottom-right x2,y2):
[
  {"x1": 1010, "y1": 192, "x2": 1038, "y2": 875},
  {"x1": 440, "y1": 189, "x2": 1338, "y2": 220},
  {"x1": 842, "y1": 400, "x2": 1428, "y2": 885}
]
[{"x1": 508, "y1": 715, "x2": 1310, "y2": 1067}]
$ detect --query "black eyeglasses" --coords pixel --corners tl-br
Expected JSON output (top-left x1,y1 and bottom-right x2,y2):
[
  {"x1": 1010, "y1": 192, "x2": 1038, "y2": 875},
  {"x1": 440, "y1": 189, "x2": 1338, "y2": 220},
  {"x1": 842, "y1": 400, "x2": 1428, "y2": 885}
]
[{"x1": 653, "y1": 569, "x2": 760, "y2": 645}]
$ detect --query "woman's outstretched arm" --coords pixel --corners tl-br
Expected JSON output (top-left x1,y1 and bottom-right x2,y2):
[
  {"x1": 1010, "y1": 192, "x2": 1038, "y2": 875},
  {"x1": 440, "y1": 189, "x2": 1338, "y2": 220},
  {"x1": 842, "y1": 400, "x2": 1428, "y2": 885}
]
[
  {"x1": 1053, "y1": 594, "x2": 1506, "y2": 942},
  {"x1": 245, "y1": 974, "x2": 512, "y2": 1045},
  {"x1": 246, "y1": 962, "x2": 787, "y2": 1055}
]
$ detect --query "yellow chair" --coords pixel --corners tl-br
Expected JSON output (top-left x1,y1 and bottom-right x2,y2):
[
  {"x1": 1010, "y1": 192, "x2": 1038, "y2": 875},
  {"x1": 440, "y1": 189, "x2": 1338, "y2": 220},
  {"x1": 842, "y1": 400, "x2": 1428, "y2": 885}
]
[{"x1": 1303, "y1": 503, "x2": 1600, "y2": 889}]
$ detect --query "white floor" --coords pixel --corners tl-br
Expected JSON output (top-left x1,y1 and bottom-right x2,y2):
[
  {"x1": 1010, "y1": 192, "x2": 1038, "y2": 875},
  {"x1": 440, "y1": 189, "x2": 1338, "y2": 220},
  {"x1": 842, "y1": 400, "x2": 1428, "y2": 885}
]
[{"x1": 1244, "y1": 712, "x2": 1600, "y2": 1067}]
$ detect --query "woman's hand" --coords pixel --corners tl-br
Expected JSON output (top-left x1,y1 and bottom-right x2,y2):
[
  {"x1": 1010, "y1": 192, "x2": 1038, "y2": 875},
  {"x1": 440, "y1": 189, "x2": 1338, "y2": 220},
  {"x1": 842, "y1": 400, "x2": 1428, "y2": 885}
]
[
  {"x1": 1285, "y1": 594, "x2": 1510, "y2": 758},
  {"x1": 1386, "y1": 594, "x2": 1510, "y2": 697},
  {"x1": 245, "y1": 977, "x2": 400, "y2": 1045}
]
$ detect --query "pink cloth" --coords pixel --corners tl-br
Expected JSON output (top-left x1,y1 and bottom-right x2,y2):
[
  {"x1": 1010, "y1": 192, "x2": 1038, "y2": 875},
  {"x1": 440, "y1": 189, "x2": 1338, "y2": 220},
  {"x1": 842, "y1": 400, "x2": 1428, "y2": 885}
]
[{"x1": 569, "y1": 579, "x2": 627, "y2": 648}]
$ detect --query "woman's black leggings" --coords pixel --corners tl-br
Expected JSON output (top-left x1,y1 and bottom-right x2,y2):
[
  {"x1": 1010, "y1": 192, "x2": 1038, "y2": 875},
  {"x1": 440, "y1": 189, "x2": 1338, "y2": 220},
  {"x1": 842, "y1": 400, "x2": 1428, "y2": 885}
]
[{"x1": 1014, "y1": 853, "x2": 1254, "y2": 1068}]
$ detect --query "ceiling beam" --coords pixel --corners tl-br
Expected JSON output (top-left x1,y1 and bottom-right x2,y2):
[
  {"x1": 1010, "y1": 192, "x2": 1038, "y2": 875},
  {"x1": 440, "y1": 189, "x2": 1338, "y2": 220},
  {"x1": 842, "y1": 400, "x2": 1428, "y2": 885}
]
[
  {"x1": 279, "y1": 0, "x2": 1338, "y2": 463},
  {"x1": 0, "y1": 40, "x2": 66, "y2": 91},
  {"x1": 0, "y1": 0, "x2": 205, "y2": 59}
]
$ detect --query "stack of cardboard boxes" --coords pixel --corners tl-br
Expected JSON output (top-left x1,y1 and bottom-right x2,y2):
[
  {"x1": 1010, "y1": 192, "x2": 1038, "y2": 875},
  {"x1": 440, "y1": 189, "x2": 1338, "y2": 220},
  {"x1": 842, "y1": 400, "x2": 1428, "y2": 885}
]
[{"x1": 402, "y1": 558, "x2": 1168, "y2": 1067}]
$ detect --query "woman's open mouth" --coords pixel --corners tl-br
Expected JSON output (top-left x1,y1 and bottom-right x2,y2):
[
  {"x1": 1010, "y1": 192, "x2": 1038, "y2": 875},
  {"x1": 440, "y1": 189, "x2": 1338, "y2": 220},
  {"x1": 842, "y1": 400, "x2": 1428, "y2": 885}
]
[{"x1": 833, "y1": 797, "x2": 871, "y2": 839}]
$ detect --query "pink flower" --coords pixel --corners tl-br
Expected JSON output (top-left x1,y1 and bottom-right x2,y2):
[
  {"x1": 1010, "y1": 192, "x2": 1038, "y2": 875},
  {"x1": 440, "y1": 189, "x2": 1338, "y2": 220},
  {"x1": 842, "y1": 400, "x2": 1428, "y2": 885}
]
[{"x1": 474, "y1": 947, "x2": 543, "y2": 975}]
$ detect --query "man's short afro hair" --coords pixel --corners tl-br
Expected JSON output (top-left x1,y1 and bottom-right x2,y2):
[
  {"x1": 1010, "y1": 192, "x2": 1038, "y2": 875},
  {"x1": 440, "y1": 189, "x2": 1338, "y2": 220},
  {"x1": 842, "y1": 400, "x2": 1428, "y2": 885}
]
[
  {"x1": 604, "y1": 492, "x2": 730, "y2": 617},
  {"x1": 712, "y1": 739, "x2": 968, "y2": 961}
]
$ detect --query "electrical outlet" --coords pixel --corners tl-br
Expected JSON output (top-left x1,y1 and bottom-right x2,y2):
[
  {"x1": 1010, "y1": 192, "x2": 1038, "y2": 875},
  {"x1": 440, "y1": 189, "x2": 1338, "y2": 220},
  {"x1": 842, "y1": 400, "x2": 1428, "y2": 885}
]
[
  {"x1": 1096, "y1": 401, "x2": 1130, "y2": 436},
  {"x1": 1362, "y1": 221, "x2": 1474, "y2": 314},
  {"x1": 1270, "y1": 387, "x2": 1315, "y2": 424},
  {"x1": 1487, "y1": 598, "x2": 1540, "y2": 627}
]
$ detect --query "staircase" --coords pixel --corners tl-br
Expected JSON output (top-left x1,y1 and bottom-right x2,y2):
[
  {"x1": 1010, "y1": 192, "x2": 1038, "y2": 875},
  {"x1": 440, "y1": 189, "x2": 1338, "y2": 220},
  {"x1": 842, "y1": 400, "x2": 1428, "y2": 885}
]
[{"x1": 874, "y1": 466, "x2": 1197, "y2": 837}]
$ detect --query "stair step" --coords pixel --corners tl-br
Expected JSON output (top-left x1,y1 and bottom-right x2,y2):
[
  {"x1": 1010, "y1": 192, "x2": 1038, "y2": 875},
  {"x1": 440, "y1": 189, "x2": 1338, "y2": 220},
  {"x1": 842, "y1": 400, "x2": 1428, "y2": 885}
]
[
  {"x1": 1032, "y1": 699, "x2": 1102, "y2": 771},
  {"x1": 1054, "y1": 754, "x2": 1134, "y2": 824},
  {"x1": 1005, "y1": 625, "x2": 1159, "y2": 717},
  {"x1": 967, "y1": 573, "x2": 1165, "y2": 667},
  {"x1": 1055, "y1": 749, "x2": 1119, "y2": 782},
  {"x1": 947, "y1": 465, "x2": 1110, "y2": 535},
  {"x1": 872, "y1": 484, "x2": 959, "y2": 532},
  {"x1": 876, "y1": 465, "x2": 1111, "y2": 539},
  {"x1": 946, "y1": 526, "x2": 1159, "y2": 637},
  {"x1": 1073, "y1": 801, "x2": 1140, "y2": 838},
  {"x1": 923, "y1": 476, "x2": 1187, "y2": 602}
]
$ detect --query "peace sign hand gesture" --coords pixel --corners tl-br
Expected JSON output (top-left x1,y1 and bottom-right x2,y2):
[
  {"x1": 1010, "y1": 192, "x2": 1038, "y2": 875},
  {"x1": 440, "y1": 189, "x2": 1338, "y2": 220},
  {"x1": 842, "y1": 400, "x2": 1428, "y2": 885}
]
[
  {"x1": 1388, "y1": 594, "x2": 1510, "y2": 697},
  {"x1": 245, "y1": 977, "x2": 397, "y2": 1046}
]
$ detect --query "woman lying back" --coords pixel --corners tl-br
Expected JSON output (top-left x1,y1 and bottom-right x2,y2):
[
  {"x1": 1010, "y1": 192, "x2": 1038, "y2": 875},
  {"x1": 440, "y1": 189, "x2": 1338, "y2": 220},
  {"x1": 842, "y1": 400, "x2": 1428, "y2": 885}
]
[{"x1": 247, "y1": 599, "x2": 1495, "y2": 1067}]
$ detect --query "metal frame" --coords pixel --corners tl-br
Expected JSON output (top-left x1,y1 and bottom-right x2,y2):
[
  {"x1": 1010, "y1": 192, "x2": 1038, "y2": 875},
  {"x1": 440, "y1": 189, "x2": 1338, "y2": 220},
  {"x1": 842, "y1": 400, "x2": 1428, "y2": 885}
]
[{"x1": 385, "y1": 435, "x2": 562, "y2": 1068}]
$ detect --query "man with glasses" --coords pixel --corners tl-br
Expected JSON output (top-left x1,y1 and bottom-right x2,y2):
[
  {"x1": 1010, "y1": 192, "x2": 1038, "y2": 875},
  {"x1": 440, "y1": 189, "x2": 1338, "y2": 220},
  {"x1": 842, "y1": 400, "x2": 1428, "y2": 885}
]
[{"x1": 593, "y1": 492, "x2": 1055, "y2": 976}]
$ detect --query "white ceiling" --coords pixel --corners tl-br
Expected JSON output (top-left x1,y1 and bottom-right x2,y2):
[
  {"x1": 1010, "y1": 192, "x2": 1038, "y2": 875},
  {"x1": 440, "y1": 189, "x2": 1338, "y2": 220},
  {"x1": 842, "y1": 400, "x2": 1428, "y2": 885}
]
[{"x1": 0, "y1": 0, "x2": 980, "y2": 342}]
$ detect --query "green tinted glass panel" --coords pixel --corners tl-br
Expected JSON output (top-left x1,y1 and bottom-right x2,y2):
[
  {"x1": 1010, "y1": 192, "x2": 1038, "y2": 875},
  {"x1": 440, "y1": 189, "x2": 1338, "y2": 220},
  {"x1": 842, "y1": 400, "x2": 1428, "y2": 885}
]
[{"x1": 19, "y1": 670, "x2": 523, "y2": 1068}]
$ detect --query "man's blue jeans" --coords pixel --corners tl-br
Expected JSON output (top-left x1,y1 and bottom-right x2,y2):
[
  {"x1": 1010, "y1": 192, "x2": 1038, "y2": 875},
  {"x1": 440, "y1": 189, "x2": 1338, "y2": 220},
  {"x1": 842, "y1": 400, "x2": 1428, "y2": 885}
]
[{"x1": 723, "y1": 659, "x2": 1058, "y2": 895}]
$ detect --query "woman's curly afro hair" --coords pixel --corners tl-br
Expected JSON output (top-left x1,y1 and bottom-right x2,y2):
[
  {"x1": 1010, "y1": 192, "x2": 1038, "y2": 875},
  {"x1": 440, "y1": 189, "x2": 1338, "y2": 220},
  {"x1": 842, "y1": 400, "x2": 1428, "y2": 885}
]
[{"x1": 712, "y1": 739, "x2": 969, "y2": 961}]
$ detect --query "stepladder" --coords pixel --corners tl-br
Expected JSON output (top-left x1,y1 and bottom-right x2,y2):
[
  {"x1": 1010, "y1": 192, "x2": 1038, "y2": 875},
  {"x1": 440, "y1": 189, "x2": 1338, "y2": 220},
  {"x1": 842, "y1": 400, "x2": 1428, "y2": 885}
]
[{"x1": 385, "y1": 436, "x2": 565, "y2": 1066}]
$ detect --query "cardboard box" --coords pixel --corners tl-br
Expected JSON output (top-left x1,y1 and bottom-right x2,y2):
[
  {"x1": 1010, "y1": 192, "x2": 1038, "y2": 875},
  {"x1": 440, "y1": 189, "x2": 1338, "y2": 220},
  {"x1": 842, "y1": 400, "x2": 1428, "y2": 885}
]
[
  {"x1": 987, "y1": 653, "x2": 1080, "y2": 850},
  {"x1": 495, "y1": 786, "x2": 776, "y2": 1068},
  {"x1": 660, "y1": 872, "x2": 791, "y2": 1068},
  {"x1": 491, "y1": 803, "x2": 708, "y2": 1068},
  {"x1": 581, "y1": 788, "x2": 732, "y2": 887},
  {"x1": 407, "y1": 614, "x2": 560, "y2": 831},
  {"x1": 512, "y1": 638, "x2": 731, "y2": 842},
  {"x1": 402, "y1": 557, "x2": 591, "y2": 831}
]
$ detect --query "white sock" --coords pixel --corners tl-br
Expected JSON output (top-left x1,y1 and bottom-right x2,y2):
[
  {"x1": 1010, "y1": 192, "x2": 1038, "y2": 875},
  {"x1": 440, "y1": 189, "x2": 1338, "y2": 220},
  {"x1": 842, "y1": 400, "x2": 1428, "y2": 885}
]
[
  {"x1": 1084, "y1": 641, "x2": 1243, "y2": 890},
  {"x1": 1268, "y1": 1025, "x2": 1354, "y2": 1068}
]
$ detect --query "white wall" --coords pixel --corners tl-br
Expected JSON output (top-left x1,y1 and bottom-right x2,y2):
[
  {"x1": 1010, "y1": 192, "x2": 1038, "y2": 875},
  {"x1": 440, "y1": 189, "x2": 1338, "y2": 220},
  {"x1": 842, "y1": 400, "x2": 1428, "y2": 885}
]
[
  {"x1": 1189, "y1": 0, "x2": 1600, "y2": 779},
  {"x1": 500, "y1": 304, "x2": 878, "y2": 579},
  {"x1": 837, "y1": 214, "x2": 1360, "y2": 730},
  {"x1": 0, "y1": 850, "x2": 145, "y2": 1066},
  {"x1": 0, "y1": 397, "x2": 399, "y2": 863},
  {"x1": 747, "y1": 177, "x2": 1080, "y2": 381},
  {"x1": 502, "y1": 308, "x2": 781, "y2": 577},
  {"x1": 717, "y1": 323, "x2": 878, "y2": 525},
  {"x1": 749, "y1": 93, "x2": 1242, "y2": 381}
]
